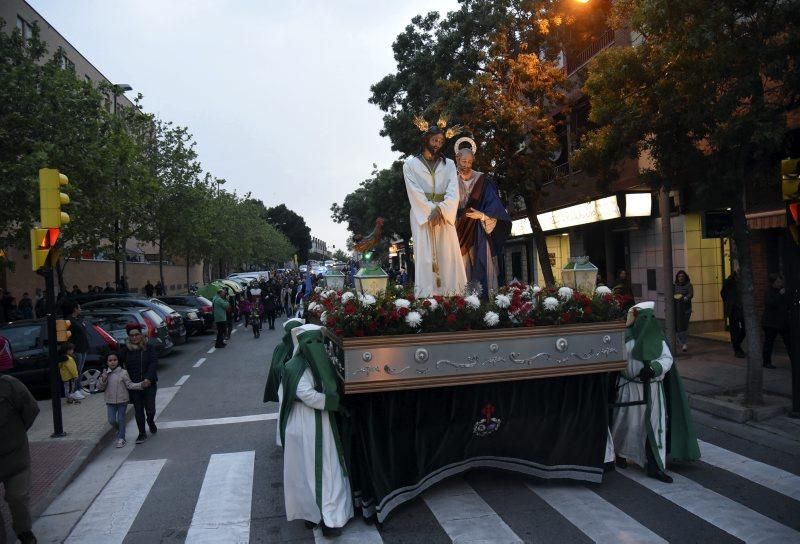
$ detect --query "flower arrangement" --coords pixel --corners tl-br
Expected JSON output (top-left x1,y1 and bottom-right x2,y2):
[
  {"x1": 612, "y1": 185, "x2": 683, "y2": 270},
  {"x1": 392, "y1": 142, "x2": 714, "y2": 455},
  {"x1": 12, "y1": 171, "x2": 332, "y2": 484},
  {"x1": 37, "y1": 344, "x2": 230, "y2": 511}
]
[{"x1": 307, "y1": 280, "x2": 633, "y2": 338}]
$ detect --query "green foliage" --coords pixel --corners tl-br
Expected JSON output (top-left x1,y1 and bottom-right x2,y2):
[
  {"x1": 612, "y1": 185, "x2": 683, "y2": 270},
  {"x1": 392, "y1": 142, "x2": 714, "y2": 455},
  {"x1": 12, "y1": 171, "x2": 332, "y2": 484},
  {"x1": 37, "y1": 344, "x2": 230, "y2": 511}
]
[
  {"x1": 265, "y1": 204, "x2": 312, "y2": 262},
  {"x1": 330, "y1": 161, "x2": 410, "y2": 251},
  {"x1": 332, "y1": 249, "x2": 349, "y2": 262}
]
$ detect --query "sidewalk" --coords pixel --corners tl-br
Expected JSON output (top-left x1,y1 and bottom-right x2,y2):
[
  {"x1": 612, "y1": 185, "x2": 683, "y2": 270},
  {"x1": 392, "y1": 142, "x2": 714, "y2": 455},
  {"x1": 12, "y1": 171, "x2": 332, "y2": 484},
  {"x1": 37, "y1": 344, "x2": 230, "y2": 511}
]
[{"x1": 1, "y1": 390, "x2": 132, "y2": 543}]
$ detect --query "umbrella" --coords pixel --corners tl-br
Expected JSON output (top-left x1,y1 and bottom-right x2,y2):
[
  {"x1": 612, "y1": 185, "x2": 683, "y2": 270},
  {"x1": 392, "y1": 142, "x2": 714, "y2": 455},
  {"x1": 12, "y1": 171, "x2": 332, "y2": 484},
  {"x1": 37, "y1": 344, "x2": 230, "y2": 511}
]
[
  {"x1": 219, "y1": 279, "x2": 244, "y2": 293},
  {"x1": 198, "y1": 281, "x2": 227, "y2": 300}
]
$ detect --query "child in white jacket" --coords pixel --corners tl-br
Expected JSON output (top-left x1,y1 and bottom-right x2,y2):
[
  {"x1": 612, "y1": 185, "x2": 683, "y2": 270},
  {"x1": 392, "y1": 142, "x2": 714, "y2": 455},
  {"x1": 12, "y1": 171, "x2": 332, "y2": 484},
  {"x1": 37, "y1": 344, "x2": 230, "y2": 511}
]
[{"x1": 97, "y1": 353, "x2": 149, "y2": 447}]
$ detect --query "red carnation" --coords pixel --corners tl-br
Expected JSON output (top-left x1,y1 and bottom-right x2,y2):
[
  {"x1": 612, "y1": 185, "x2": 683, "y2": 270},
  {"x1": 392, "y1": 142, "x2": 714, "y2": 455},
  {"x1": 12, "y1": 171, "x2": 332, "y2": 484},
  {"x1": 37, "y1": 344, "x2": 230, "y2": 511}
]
[
  {"x1": 434, "y1": 295, "x2": 444, "y2": 303},
  {"x1": 326, "y1": 316, "x2": 336, "y2": 327},
  {"x1": 407, "y1": 295, "x2": 415, "y2": 302},
  {"x1": 523, "y1": 318, "x2": 535, "y2": 327},
  {"x1": 583, "y1": 306, "x2": 593, "y2": 315},
  {"x1": 398, "y1": 307, "x2": 410, "y2": 317},
  {"x1": 344, "y1": 303, "x2": 356, "y2": 315},
  {"x1": 368, "y1": 321, "x2": 378, "y2": 331},
  {"x1": 422, "y1": 299, "x2": 431, "y2": 308},
  {"x1": 456, "y1": 298, "x2": 466, "y2": 309},
  {"x1": 446, "y1": 313, "x2": 457, "y2": 325},
  {"x1": 377, "y1": 307, "x2": 386, "y2": 316},
  {"x1": 355, "y1": 329, "x2": 365, "y2": 337},
  {"x1": 335, "y1": 328, "x2": 344, "y2": 336},
  {"x1": 561, "y1": 312, "x2": 571, "y2": 323}
]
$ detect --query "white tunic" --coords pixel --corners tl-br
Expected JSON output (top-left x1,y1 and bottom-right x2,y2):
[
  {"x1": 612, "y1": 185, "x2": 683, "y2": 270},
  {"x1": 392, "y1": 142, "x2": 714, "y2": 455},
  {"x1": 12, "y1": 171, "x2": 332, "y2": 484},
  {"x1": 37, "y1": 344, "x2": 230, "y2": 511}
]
[
  {"x1": 282, "y1": 368, "x2": 353, "y2": 528},
  {"x1": 611, "y1": 340, "x2": 673, "y2": 469},
  {"x1": 403, "y1": 155, "x2": 467, "y2": 297}
]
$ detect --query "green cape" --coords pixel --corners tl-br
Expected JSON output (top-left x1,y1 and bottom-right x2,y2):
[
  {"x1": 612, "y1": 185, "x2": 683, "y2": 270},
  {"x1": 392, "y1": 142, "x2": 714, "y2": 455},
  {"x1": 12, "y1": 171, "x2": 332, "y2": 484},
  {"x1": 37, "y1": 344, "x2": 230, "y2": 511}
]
[
  {"x1": 625, "y1": 308, "x2": 666, "y2": 363},
  {"x1": 263, "y1": 320, "x2": 304, "y2": 403},
  {"x1": 278, "y1": 329, "x2": 347, "y2": 510}
]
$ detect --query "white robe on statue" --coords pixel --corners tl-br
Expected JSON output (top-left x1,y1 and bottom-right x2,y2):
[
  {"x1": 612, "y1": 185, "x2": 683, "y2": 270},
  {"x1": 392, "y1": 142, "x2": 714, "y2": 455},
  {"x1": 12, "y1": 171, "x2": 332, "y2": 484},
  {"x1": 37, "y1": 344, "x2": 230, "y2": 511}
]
[
  {"x1": 611, "y1": 340, "x2": 673, "y2": 469},
  {"x1": 282, "y1": 369, "x2": 353, "y2": 528},
  {"x1": 403, "y1": 155, "x2": 467, "y2": 297}
]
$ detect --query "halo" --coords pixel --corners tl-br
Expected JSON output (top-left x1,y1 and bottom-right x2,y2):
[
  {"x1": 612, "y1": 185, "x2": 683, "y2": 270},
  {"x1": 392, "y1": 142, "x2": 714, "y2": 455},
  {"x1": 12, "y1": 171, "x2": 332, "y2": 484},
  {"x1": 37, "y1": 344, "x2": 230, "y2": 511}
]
[{"x1": 454, "y1": 136, "x2": 477, "y2": 156}]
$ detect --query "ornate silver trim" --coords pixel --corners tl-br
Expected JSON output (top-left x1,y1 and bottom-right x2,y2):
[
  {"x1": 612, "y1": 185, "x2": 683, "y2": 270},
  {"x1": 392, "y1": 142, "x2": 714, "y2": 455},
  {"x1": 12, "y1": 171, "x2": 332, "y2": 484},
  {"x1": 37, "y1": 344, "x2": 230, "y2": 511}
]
[
  {"x1": 352, "y1": 365, "x2": 380, "y2": 377},
  {"x1": 384, "y1": 365, "x2": 410, "y2": 375},
  {"x1": 414, "y1": 348, "x2": 429, "y2": 363},
  {"x1": 362, "y1": 352, "x2": 373, "y2": 362},
  {"x1": 555, "y1": 337, "x2": 568, "y2": 352},
  {"x1": 436, "y1": 358, "x2": 479, "y2": 369},
  {"x1": 489, "y1": 343, "x2": 499, "y2": 353},
  {"x1": 509, "y1": 352, "x2": 551, "y2": 365}
]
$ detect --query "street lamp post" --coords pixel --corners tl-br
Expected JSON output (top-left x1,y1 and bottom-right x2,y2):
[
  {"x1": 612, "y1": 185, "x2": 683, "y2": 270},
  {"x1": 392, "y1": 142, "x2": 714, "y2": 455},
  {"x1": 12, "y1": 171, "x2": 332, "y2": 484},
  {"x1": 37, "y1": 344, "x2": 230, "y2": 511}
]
[{"x1": 112, "y1": 83, "x2": 133, "y2": 291}]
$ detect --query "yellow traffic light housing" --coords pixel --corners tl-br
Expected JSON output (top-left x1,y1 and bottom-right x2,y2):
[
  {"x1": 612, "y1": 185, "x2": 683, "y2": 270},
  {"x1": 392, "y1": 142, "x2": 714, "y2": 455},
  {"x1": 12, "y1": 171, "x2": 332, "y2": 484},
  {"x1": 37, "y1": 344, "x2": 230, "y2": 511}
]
[
  {"x1": 55, "y1": 319, "x2": 72, "y2": 343},
  {"x1": 39, "y1": 168, "x2": 70, "y2": 228},
  {"x1": 783, "y1": 159, "x2": 799, "y2": 202},
  {"x1": 30, "y1": 227, "x2": 60, "y2": 271}
]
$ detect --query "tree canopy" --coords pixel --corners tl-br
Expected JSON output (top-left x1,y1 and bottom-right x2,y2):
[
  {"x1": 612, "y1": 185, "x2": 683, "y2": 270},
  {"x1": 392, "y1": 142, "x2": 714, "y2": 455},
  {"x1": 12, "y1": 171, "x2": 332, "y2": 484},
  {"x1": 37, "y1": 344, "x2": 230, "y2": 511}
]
[{"x1": 265, "y1": 204, "x2": 312, "y2": 262}]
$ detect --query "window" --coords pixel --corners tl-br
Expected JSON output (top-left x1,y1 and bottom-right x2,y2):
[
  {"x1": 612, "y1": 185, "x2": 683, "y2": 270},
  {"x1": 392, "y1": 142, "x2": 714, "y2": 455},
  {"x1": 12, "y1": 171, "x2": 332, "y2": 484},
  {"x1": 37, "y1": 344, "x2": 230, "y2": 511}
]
[
  {"x1": 59, "y1": 53, "x2": 75, "y2": 72},
  {"x1": 16, "y1": 16, "x2": 33, "y2": 41},
  {"x1": 2, "y1": 325, "x2": 41, "y2": 352}
]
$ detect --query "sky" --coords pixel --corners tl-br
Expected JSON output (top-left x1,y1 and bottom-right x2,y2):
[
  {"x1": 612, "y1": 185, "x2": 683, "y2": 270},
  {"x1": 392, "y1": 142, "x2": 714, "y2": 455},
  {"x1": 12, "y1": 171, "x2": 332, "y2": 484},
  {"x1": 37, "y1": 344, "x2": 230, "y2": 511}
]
[{"x1": 28, "y1": 0, "x2": 460, "y2": 254}]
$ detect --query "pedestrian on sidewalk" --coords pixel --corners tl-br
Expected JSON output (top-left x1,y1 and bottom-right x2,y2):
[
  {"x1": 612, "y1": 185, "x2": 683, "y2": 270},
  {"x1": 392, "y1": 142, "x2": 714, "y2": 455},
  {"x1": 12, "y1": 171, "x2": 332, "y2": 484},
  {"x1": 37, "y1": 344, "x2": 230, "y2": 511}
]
[
  {"x1": 212, "y1": 288, "x2": 230, "y2": 348},
  {"x1": 673, "y1": 270, "x2": 694, "y2": 352},
  {"x1": 18, "y1": 292, "x2": 33, "y2": 320},
  {"x1": 721, "y1": 270, "x2": 746, "y2": 358},
  {"x1": 120, "y1": 323, "x2": 158, "y2": 444},
  {"x1": 59, "y1": 343, "x2": 81, "y2": 404},
  {"x1": 0, "y1": 374, "x2": 40, "y2": 544},
  {"x1": 144, "y1": 280, "x2": 155, "y2": 298},
  {"x1": 762, "y1": 273, "x2": 791, "y2": 370},
  {"x1": 62, "y1": 301, "x2": 89, "y2": 400},
  {"x1": 97, "y1": 352, "x2": 149, "y2": 448}
]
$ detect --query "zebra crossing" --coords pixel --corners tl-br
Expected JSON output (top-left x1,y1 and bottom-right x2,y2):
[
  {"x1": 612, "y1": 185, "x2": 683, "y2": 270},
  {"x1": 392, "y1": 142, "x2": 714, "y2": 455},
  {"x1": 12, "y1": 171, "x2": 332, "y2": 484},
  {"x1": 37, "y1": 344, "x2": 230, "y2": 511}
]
[{"x1": 59, "y1": 436, "x2": 800, "y2": 544}]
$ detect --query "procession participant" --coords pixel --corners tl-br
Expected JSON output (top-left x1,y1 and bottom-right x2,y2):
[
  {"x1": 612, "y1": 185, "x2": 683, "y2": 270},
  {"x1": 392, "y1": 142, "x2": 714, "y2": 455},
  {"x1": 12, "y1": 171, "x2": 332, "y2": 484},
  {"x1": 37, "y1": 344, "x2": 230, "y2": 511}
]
[
  {"x1": 453, "y1": 136, "x2": 511, "y2": 297},
  {"x1": 612, "y1": 301, "x2": 700, "y2": 482},
  {"x1": 265, "y1": 318, "x2": 305, "y2": 445},
  {"x1": 280, "y1": 324, "x2": 352, "y2": 536},
  {"x1": 403, "y1": 120, "x2": 467, "y2": 297}
]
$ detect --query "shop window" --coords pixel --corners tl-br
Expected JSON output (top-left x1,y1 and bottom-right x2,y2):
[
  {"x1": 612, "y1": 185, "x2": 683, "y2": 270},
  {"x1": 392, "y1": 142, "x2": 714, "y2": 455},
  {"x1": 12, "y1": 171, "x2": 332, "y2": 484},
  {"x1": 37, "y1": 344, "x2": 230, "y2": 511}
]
[{"x1": 646, "y1": 269, "x2": 657, "y2": 291}]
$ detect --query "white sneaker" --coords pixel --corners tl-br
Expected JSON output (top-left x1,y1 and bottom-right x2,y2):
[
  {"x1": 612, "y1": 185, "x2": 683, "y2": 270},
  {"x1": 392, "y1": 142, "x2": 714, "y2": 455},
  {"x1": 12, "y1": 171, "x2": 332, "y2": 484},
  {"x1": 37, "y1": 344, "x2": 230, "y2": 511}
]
[
  {"x1": 681, "y1": 344, "x2": 688, "y2": 352},
  {"x1": 115, "y1": 439, "x2": 126, "y2": 448},
  {"x1": 73, "y1": 390, "x2": 86, "y2": 400}
]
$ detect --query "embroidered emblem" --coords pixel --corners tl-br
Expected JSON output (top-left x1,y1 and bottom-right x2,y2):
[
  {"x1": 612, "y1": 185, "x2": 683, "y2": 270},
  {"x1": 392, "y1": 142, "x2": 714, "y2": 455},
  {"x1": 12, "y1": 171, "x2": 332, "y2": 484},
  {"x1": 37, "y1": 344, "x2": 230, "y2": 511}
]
[{"x1": 473, "y1": 403, "x2": 502, "y2": 437}]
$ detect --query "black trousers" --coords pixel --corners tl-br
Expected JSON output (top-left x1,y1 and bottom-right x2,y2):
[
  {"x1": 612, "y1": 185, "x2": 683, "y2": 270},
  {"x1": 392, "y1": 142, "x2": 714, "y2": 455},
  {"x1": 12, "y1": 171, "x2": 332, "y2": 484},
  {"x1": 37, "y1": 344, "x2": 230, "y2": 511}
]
[
  {"x1": 728, "y1": 311, "x2": 746, "y2": 353},
  {"x1": 215, "y1": 322, "x2": 226, "y2": 347},
  {"x1": 763, "y1": 326, "x2": 791, "y2": 366},
  {"x1": 267, "y1": 312, "x2": 276, "y2": 329},
  {"x1": 130, "y1": 385, "x2": 157, "y2": 435}
]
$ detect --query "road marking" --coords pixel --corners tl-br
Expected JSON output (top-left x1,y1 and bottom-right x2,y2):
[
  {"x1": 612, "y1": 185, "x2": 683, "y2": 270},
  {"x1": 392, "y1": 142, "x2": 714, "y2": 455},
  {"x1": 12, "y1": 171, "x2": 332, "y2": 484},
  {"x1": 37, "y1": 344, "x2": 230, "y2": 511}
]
[
  {"x1": 232, "y1": 328, "x2": 238, "y2": 335},
  {"x1": 698, "y1": 439, "x2": 800, "y2": 501},
  {"x1": 619, "y1": 467, "x2": 800, "y2": 543},
  {"x1": 314, "y1": 518, "x2": 383, "y2": 543},
  {"x1": 158, "y1": 412, "x2": 278, "y2": 429},
  {"x1": 422, "y1": 477, "x2": 522, "y2": 543},
  {"x1": 186, "y1": 451, "x2": 255, "y2": 544},
  {"x1": 175, "y1": 375, "x2": 190, "y2": 386},
  {"x1": 65, "y1": 459, "x2": 166, "y2": 543},
  {"x1": 526, "y1": 482, "x2": 666, "y2": 543},
  {"x1": 207, "y1": 346, "x2": 216, "y2": 354},
  {"x1": 193, "y1": 357, "x2": 207, "y2": 367}
]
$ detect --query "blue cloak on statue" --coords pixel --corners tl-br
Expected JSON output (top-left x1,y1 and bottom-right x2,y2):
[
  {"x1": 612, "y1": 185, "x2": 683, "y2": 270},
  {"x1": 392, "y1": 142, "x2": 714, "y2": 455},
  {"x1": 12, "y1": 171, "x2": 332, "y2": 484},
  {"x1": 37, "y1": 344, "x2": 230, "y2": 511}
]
[{"x1": 455, "y1": 174, "x2": 512, "y2": 296}]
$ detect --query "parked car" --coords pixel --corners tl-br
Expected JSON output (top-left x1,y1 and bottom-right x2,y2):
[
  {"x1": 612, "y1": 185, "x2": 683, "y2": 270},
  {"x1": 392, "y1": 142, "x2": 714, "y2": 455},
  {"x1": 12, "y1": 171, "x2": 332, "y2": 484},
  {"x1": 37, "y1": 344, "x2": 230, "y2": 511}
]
[
  {"x1": 82, "y1": 298, "x2": 187, "y2": 344},
  {"x1": 0, "y1": 318, "x2": 117, "y2": 393},
  {"x1": 159, "y1": 295, "x2": 214, "y2": 330},
  {"x1": 152, "y1": 298, "x2": 205, "y2": 335}
]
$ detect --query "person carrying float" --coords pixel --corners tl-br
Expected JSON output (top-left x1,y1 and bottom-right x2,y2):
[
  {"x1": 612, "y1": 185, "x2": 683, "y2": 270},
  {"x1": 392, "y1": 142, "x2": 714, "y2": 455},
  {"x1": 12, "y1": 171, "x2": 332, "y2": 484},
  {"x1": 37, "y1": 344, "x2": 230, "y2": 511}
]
[
  {"x1": 279, "y1": 324, "x2": 352, "y2": 536},
  {"x1": 264, "y1": 317, "x2": 304, "y2": 446},
  {"x1": 612, "y1": 301, "x2": 700, "y2": 482}
]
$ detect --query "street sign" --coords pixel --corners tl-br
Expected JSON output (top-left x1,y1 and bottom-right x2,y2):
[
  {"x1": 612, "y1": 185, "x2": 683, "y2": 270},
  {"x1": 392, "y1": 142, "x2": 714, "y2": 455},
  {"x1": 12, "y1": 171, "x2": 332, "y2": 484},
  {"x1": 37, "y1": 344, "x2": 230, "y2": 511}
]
[{"x1": 702, "y1": 210, "x2": 732, "y2": 238}]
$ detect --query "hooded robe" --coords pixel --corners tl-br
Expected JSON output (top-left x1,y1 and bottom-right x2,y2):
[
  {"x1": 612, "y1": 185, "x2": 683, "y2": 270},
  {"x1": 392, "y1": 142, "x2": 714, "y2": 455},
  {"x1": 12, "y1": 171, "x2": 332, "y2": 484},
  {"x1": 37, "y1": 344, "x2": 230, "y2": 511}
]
[{"x1": 264, "y1": 318, "x2": 304, "y2": 446}]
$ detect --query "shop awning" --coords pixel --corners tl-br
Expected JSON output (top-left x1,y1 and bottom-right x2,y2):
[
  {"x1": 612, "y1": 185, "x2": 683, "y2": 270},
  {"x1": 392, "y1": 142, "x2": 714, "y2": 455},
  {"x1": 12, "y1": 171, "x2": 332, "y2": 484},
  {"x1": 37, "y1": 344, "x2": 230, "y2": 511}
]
[{"x1": 746, "y1": 209, "x2": 786, "y2": 229}]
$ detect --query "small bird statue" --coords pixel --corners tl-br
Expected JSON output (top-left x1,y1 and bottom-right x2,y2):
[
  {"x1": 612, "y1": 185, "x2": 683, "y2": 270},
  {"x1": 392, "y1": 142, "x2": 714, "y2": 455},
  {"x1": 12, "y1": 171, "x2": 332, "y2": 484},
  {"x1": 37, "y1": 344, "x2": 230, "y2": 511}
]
[{"x1": 353, "y1": 217, "x2": 385, "y2": 253}]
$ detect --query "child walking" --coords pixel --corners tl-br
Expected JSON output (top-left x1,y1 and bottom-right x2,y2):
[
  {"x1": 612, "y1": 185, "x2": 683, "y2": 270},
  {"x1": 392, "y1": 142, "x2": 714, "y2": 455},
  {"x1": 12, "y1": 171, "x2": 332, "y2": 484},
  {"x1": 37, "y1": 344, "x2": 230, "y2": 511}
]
[
  {"x1": 59, "y1": 343, "x2": 80, "y2": 404},
  {"x1": 97, "y1": 352, "x2": 149, "y2": 447}
]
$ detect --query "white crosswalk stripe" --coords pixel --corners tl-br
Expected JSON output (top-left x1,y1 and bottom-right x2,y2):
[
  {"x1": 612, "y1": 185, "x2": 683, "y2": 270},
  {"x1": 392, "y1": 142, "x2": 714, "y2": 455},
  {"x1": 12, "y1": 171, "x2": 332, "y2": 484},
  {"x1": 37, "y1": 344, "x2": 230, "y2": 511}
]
[
  {"x1": 186, "y1": 451, "x2": 256, "y2": 543},
  {"x1": 527, "y1": 482, "x2": 667, "y2": 544},
  {"x1": 698, "y1": 439, "x2": 800, "y2": 501},
  {"x1": 65, "y1": 459, "x2": 166, "y2": 544},
  {"x1": 314, "y1": 518, "x2": 383, "y2": 543},
  {"x1": 619, "y1": 467, "x2": 800, "y2": 543},
  {"x1": 423, "y1": 476, "x2": 523, "y2": 543}
]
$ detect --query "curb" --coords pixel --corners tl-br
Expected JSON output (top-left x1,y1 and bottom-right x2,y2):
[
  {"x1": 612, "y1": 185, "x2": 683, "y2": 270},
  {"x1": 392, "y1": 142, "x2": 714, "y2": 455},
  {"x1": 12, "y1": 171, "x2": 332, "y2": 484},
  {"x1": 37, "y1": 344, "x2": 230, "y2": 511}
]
[
  {"x1": 30, "y1": 404, "x2": 135, "y2": 519},
  {"x1": 689, "y1": 391, "x2": 790, "y2": 423}
]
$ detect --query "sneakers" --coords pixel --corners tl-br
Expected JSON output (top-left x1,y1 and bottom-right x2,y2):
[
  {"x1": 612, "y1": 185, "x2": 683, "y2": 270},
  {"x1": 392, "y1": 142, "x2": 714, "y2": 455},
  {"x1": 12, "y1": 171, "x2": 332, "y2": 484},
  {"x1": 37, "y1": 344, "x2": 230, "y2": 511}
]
[
  {"x1": 149, "y1": 422, "x2": 158, "y2": 434},
  {"x1": 116, "y1": 438, "x2": 127, "y2": 448},
  {"x1": 135, "y1": 433, "x2": 147, "y2": 444},
  {"x1": 72, "y1": 390, "x2": 86, "y2": 400},
  {"x1": 681, "y1": 344, "x2": 688, "y2": 352},
  {"x1": 66, "y1": 397, "x2": 80, "y2": 404},
  {"x1": 17, "y1": 531, "x2": 37, "y2": 544}
]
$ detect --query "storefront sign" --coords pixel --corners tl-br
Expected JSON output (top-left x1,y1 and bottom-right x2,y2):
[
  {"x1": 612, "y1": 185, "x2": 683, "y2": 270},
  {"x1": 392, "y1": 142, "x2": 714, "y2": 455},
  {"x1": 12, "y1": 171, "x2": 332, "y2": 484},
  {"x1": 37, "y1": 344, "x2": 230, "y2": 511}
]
[
  {"x1": 538, "y1": 196, "x2": 621, "y2": 231},
  {"x1": 625, "y1": 193, "x2": 652, "y2": 217}
]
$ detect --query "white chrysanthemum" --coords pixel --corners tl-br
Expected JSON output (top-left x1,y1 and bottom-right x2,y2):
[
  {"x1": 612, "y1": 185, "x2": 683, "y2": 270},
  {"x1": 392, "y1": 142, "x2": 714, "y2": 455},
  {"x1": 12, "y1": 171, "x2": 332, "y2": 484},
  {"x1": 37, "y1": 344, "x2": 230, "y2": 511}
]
[
  {"x1": 495, "y1": 294, "x2": 511, "y2": 309},
  {"x1": 359, "y1": 294, "x2": 376, "y2": 306},
  {"x1": 394, "y1": 298, "x2": 411, "y2": 309},
  {"x1": 543, "y1": 297, "x2": 559, "y2": 311},
  {"x1": 558, "y1": 286, "x2": 574, "y2": 301},
  {"x1": 314, "y1": 286, "x2": 323, "y2": 294},
  {"x1": 320, "y1": 311, "x2": 328, "y2": 324},
  {"x1": 465, "y1": 295, "x2": 481, "y2": 310},
  {"x1": 483, "y1": 311, "x2": 500, "y2": 327},
  {"x1": 320, "y1": 290, "x2": 337, "y2": 300},
  {"x1": 341, "y1": 291, "x2": 355, "y2": 303},
  {"x1": 596, "y1": 285, "x2": 612, "y2": 296},
  {"x1": 532, "y1": 285, "x2": 542, "y2": 294},
  {"x1": 426, "y1": 298, "x2": 439, "y2": 311},
  {"x1": 307, "y1": 302, "x2": 322, "y2": 314},
  {"x1": 405, "y1": 311, "x2": 422, "y2": 328}
]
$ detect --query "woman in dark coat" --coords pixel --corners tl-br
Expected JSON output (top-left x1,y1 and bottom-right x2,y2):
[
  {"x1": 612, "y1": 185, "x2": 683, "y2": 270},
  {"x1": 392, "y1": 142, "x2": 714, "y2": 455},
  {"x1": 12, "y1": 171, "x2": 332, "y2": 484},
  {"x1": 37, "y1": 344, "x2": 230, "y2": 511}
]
[{"x1": 673, "y1": 270, "x2": 694, "y2": 352}]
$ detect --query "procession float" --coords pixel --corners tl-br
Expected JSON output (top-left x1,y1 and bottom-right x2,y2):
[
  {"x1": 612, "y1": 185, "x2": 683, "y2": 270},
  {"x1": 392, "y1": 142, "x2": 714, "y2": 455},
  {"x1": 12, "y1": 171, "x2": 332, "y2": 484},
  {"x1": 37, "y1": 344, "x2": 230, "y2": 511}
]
[{"x1": 307, "y1": 262, "x2": 632, "y2": 522}]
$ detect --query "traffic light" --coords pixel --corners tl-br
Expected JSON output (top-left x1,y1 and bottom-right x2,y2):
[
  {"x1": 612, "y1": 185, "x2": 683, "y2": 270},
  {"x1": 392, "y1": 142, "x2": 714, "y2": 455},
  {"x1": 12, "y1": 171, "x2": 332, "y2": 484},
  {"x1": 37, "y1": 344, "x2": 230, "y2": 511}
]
[
  {"x1": 783, "y1": 159, "x2": 799, "y2": 201},
  {"x1": 30, "y1": 227, "x2": 60, "y2": 271},
  {"x1": 55, "y1": 319, "x2": 72, "y2": 343},
  {"x1": 39, "y1": 168, "x2": 70, "y2": 228}
]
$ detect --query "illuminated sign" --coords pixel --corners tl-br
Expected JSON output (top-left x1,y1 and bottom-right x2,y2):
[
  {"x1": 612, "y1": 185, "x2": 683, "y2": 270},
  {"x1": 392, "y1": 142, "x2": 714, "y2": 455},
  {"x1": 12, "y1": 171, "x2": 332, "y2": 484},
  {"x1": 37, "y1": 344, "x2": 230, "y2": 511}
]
[
  {"x1": 625, "y1": 193, "x2": 652, "y2": 217},
  {"x1": 538, "y1": 196, "x2": 621, "y2": 231}
]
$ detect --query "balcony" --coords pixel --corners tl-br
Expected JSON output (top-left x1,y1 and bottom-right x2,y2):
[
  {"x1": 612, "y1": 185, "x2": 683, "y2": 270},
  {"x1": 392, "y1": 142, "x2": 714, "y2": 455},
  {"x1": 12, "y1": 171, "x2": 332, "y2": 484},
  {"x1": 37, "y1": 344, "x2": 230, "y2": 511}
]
[{"x1": 565, "y1": 28, "x2": 616, "y2": 76}]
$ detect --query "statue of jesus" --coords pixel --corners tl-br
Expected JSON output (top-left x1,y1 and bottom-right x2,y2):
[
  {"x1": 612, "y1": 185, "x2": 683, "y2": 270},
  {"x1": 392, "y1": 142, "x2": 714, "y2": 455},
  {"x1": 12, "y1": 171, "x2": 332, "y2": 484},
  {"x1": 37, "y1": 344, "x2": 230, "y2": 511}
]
[{"x1": 403, "y1": 125, "x2": 467, "y2": 297}]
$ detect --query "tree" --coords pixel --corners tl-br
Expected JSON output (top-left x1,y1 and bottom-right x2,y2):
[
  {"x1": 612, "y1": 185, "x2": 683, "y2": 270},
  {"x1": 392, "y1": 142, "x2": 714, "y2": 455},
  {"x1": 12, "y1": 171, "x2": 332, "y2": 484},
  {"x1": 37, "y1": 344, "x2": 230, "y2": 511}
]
[
  {"x1": 577, "y1": 0, "x2": 800, "y2": 406},
  {"x1": 369, "y1": 1, "x2": 581, "y2": 286},
  {"x1": 265, "y1": 204, "x2": 312, "y2": 262},
  {"x1": 330, "y1": 161, "x2": 410, "y2": 255},
  {"x1": 332, "y1": 249, "x2": 349, "y2": 262}
]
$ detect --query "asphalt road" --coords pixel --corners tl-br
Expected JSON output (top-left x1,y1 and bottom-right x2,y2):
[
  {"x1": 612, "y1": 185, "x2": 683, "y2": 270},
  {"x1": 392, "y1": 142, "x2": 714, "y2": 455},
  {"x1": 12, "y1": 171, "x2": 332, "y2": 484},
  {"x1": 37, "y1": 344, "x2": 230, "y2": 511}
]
[{"x1": 31, "y1": 319, "x2": 800, "y2": 543}]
